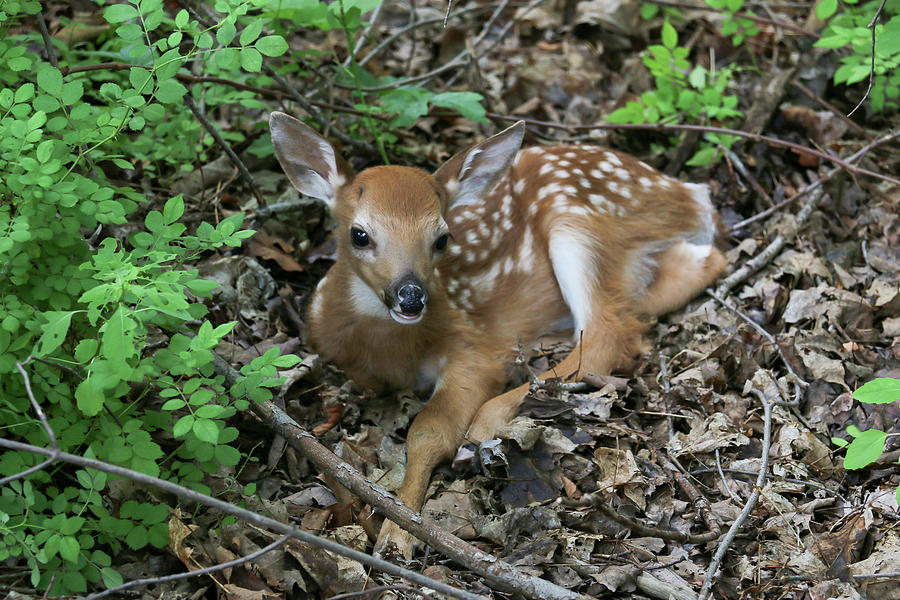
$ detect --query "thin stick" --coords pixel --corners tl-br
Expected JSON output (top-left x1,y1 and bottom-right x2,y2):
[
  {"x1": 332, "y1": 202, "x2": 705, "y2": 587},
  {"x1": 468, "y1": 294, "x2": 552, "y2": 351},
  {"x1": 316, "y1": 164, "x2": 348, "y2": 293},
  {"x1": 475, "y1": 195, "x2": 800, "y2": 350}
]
[
  {"x1": 183, "y1": 95, "x2": 265, "y2": 206},
  {"x1": 36, "y1": 11, "x2": 59, "y2": 69},
  {"x1": 790, "y1": 81, "x2": 872, "y2": 139},
  {"x1": 714, "y1": 182, "x2": 826, "y2": 297},
  {"x1": 1, "y1": 437, "x2": 487, "y2": 600},
  {"x1": 706, "y1": 289, "x2": 808, "y2": 386},
  {"x1": 0, "y1": 361, "x2": 61, "y2": 487},
  {"x1": 87, "y1": 536, "x2": 291, "y2": 599},
  {"x1": 729, "y1": 129, "x2": 899, "y2": 231},
  {"x1": 847, "y1": 0, "x2": 887, "y2": 117},
  {"x1": 699, "y1": 388, "x2": 773, "y2": 600},
  {"x1": 208, "y1": 356, "x2": 590, "y2": 600},
  {"x1": 484, "y1": 115, "x2": 900, "y2": 187},
  {"x1": 583, "y1": 493, "x2": 721, "y2": 544}
]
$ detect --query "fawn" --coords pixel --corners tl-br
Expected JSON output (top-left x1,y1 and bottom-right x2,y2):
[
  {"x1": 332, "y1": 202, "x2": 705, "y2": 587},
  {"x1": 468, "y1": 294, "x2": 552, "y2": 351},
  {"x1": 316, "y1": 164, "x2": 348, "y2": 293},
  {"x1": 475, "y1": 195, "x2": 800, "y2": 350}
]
[{"x1": 269, "y1": 112, "x2": 728, "y2": 556}]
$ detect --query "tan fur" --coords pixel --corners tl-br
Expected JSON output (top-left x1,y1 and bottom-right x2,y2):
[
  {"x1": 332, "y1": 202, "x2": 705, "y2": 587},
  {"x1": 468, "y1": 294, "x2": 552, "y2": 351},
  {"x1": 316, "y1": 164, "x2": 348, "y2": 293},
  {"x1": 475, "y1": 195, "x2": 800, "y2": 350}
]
[{"x1": 269, "y1": 114, "x2": 728, "y2": 556}]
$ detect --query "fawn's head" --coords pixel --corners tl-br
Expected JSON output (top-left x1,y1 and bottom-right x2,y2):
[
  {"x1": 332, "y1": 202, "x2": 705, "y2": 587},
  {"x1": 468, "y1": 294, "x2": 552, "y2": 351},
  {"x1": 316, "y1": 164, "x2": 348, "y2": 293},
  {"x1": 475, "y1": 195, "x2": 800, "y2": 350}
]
[{"x1": 270, "y1": 112, "x2": 524, "y2": 325}]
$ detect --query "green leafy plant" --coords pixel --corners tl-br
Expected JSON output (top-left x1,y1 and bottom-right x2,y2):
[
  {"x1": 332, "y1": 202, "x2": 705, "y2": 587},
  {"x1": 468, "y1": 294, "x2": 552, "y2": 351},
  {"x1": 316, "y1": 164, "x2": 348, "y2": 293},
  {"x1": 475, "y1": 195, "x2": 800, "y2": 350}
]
[
  {"x1": 705, "y1": 0, "x2": 760, "y2": 46},
  {"x1": 832, "y1": 377, "x2": 900, "y2": 503},
  {"x1": 0, "y1": 1, "x2": 304, "y2": 593},
  {"x1": 815, "y1": 0, "x2": 900, "y2": 113},
  {"x1": 607, "y1": 20, "x2": 742, "y2": 166}
]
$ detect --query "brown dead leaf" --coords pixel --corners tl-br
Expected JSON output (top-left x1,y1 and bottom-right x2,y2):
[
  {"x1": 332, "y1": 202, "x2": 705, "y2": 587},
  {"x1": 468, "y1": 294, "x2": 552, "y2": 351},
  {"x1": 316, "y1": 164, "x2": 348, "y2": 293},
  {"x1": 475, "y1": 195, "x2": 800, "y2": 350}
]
[
  {"x1": 813, "y1": 511, "x2": 871, "y2": 572},
  {"x1": 249, "y1": 229, "x2": 305, "y2": 272},
  {"x1": 667, "y1": 413, "x2": 750, "y2": 457},
  {"x1": 168, "y1": 510, "x2": 198, "y2": 568},
  {"x1": 422, "y1": 479, "x2": 478, "y2": 539}
]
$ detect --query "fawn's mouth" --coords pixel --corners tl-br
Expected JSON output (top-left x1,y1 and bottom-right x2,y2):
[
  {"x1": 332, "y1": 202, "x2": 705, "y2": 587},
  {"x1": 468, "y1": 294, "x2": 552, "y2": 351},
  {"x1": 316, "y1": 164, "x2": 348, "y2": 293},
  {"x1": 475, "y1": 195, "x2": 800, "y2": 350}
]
[{"x1": 389, "y1": 307, "x2": 425, "y2": 324}]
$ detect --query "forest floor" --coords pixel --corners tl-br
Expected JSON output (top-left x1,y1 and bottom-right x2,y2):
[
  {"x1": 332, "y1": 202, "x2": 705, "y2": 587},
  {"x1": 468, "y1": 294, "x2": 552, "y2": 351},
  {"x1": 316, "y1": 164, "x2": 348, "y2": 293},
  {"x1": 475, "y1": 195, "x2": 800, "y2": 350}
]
[{"x1": 90, "y1": 0, "x2": 900, "y2": 598}]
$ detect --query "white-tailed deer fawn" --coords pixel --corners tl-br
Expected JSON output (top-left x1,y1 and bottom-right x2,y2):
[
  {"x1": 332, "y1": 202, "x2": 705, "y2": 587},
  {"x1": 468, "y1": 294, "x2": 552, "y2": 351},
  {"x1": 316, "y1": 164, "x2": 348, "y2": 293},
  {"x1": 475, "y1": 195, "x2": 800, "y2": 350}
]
[{"x1": 270, "y1": 112, "x2": 727, "y2": 556}]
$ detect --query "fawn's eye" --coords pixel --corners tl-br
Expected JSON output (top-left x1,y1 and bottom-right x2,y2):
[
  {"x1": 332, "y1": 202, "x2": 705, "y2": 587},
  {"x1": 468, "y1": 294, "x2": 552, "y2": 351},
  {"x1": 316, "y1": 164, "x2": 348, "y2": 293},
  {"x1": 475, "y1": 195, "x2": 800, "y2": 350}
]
[
  {"x1": 433, "y1": 233, "x2": 450, "y2": 252},
  {"x1": 350, "y1": 227, "x2": 370, "y2": 248}
]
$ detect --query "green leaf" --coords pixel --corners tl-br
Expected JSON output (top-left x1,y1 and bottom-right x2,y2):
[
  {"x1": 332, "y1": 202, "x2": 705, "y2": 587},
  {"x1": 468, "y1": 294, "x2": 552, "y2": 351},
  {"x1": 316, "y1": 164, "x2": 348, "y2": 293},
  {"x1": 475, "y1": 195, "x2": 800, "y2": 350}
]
[
  {"x1": 163, "y1": 195, "x2": 185, "y2": 223},
  {"x1": 155, "y1": 79, "x2": 187, "y2": 104},
  {"x1": 193, "y1": 418, "x2": 219, "y2": 443},
  {"x1": 831, "y1": 436, "x2": 849, "y2": 447},
  {"x1": 58, "y1": 536, "x2": 80, "y2": 562},
  {"x1": 817, "y1": 0, "x2": 838, "y2": 20},
  {"x1": 104, "y1": 3, "x2": 139, "y2": 23},
  {"x1": 101, "y1": 567, "x2": 124, "y2": 589},
  {"x1": 240, "y1": 20, "x2": 264, "y2": 46},
  {"x1": 37, "y1": 66, "x2": 63, "y2": 96},
  {"x1": 853, "y1": 378, "x2": 900, "y2": 404},
  {"x1": 240, "y1": 47, "x2": 262, "y2": 72},
  {"x1": 255, "y1": 35, "x2": 288, "y2": 57},
  {"x1": 129, "y1": 67, "x2": 152, "y2": 90},
  {"x1": 217, "y1": 21, "x2": 237, "y2": 46},
  {"x1": 37, "y1": 311, "x2": 75, "y2": 356},
  {"x1": 173, "y1": 414, "x2": 194, "y2": 437},
  {"x1": 641, "y1": 4, "x2": 659, "y2": 19},
  {"x1": 175, "y1": 8, "x2": 189, "y2": 28},
  {"x1": 125, "y1": 525, "x2": 149, "y2": 549},
  {"x1": 686, "y1": 146, "x2": 718, "y2": 166},
  {"x1": 101, "y1": 306, "x2": 135, "y2": 364},
  {"x1": 76, "y1": 377, "x2": 104, "y2": 416},
  {"x1": 844, "y1": 428, "x2": 888, "y2": 469},
  {"x1": 661, "y1": 20, "x2": 678, "y2": 50},
  {"x1": 431, "y1": 91, "x2": 487, "y2": 124}
]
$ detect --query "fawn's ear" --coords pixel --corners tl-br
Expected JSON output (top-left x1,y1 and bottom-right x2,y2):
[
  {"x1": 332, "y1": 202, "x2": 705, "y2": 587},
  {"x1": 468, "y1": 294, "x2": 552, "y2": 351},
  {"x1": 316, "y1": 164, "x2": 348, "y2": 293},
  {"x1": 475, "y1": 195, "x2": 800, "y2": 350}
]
[
  {"x1": 269, "y1": 112, "x2": 354, "y2": 208},
  {"x1": 434, "y1": 121, "x2": 525, "y2": 209}
]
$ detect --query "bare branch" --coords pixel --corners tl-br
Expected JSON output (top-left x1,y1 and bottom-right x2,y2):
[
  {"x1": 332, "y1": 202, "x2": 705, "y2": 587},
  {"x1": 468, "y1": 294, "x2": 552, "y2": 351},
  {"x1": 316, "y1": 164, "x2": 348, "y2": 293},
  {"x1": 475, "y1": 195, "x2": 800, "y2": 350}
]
[
  {"x1": 183, "y1": 94, "x2": 266, "y2": 206},
  {"x1": 847, "y1": 0, "x2": 888, "y2": 117},
  {"x1": 87, "y1": 536, "x2": 292, "y2": 600},
  {"x1": 699, "y1": 388, "x2": 773, "y2": 600},
  {"x1": 209, "y1": 355, "x2": 591, "y2": 600}
]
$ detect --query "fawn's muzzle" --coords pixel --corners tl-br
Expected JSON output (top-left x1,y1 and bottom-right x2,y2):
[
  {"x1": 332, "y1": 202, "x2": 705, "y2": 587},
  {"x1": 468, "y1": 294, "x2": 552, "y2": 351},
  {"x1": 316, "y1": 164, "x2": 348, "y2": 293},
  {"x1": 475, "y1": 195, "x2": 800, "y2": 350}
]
[{"x1": 388, "y1": 274, "x2": 428, "y2": 324}]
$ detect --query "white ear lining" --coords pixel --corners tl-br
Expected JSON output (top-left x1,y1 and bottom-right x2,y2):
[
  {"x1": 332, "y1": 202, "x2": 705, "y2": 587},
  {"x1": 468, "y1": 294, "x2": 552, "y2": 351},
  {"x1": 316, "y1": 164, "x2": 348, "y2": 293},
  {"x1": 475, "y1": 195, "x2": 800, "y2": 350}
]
[{"x1": 270, "y1": 113, "x2": 342, "y2": 207}]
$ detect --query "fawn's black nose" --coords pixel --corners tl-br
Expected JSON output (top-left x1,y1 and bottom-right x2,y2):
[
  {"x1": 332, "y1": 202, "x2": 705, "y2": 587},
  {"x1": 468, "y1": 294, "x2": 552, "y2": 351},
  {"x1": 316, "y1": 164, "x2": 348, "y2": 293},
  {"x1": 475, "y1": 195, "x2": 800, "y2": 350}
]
[
  {"x1": 387, "y1": 273, "x2": 428, "y2": 322},
  {"x1": 397, "y1": 281, "x2": 426, "y2": 315}
]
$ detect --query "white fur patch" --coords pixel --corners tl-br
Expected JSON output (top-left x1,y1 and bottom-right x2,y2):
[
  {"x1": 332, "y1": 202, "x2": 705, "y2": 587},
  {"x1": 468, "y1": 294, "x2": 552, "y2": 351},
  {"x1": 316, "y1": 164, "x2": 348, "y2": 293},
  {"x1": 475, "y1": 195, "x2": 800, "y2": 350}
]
[
  {"x1": 349, "y1": 273, "x2": 388, "y2": 318},
  {"x1": 548, "y1": 230, "x2": 596, "y2": 336},
  {"x1": 687, "y1": 183, "x2": 717, "y2": 245}
]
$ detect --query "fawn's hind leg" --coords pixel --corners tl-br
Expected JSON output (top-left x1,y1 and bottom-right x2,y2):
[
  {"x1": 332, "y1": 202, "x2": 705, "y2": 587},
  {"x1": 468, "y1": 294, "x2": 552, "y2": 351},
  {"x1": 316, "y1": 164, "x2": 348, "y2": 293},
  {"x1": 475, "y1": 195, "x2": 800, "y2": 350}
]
[
  {"x1": 637, "y1": 241, "x2": 727, "y2": 317},
  {"x1": 467, "y1": 226, "x2": 646, "y2": 443}
]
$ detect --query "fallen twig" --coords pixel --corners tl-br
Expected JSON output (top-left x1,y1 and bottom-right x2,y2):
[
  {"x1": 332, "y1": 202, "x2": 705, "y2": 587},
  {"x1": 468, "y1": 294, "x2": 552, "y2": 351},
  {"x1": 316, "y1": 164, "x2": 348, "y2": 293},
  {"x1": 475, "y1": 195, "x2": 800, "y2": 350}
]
[
  {"x1": 698, "y1": 387, "x2": 773, "y2": 600},
  {"x1": 847, "y1": 0, "x2": 888, "y2": 117},
  {"x1": 183, "y1": 94, "x2": 265, "y2": 206},
  {"x1": 4, "y1": 364, "x2": 486, "y2": 600},
  {"x1": 706, "y1": 289, "x2": 808, "y2": 387},
  {"x1": 88, "y1": 536, "x2": 291, "y2": 600},
  {"x1": 210, "y1": 355, "x2": 590, "y2": 600},
  {"x1": 730, "y1": 129, "x2": 900, "y2": 231},
  {"x1": 485, "y1": 115, "x2": 900, "y2": 187},
  {"x1": 714, "y1": 180, "x2": 826, "y2": 297},
  {"x1": 0, "y1": 438, "x2": 485, "y2": 600},
  {"x1": 582, "y1": 493, "x2": 721, "y2": 545}
]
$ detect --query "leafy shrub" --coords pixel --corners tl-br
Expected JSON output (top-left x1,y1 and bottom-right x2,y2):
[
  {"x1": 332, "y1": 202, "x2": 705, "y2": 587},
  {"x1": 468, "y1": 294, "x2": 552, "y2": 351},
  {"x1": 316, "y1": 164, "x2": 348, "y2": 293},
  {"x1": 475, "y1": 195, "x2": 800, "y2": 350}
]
[
  {"x1": 0, "y1": 0, "x2": 302, "y2": 593},
  {"x1": 607, "y1": 19, "x2": 742, "y2": 166},
  {"x1": 816, "y1": 0, "x2": 900, "y2": 113}
]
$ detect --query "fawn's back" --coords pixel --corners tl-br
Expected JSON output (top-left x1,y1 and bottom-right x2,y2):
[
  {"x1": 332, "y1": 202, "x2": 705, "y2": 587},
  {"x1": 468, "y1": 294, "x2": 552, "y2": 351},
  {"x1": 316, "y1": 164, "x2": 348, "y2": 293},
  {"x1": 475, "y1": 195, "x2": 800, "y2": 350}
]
[{"x1": 439, "y1": 143, "x2": 718, "y2": 354}]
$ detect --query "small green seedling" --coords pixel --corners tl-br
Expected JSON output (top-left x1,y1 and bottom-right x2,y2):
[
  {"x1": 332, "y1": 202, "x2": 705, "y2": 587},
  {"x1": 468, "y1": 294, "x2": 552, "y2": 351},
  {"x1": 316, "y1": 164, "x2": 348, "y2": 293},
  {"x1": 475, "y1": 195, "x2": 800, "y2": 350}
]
[{"x1": 833, "y1": 377, "x2": 900, "y2": 503}]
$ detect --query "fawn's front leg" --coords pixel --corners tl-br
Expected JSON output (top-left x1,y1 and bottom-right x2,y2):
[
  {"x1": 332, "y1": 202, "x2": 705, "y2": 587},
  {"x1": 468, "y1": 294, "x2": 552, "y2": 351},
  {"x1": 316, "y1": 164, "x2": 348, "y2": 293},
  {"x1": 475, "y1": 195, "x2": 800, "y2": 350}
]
[
  {"x1": 466, "y1": 298, "x2": 648, "y2": 445},
  {"x1": 375, "y1": 355, "x2": 504, "y2": 557}
]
